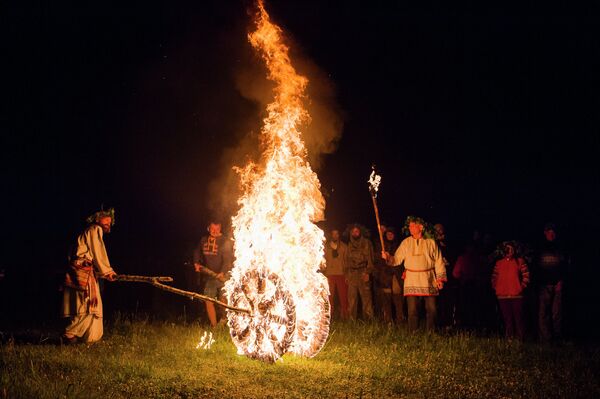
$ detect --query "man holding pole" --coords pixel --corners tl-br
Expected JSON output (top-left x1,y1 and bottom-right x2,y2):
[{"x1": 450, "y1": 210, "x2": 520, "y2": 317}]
[
  {"x1": 383, "y1": 216, "x2": 447, "y2": 332},
  {"x1": 193, "y1": 221, "x2": 233, "y2": 327},
  {"x1": 61, "y1": 208, "x2": 117, "y2": 343}
]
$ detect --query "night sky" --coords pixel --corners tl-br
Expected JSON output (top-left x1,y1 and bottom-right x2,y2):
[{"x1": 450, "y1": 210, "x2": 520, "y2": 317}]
[{"x1": 3, "y1": 1, "x2": 599, "y2": 324}]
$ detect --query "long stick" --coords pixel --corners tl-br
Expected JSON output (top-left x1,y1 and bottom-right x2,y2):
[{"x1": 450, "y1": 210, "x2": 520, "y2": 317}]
[
  {"x1": 115, "y1": 275, "x2": 173, "y2": 283},
  {"x1": 115, "y1": 274, "x2": 251, "y2": 315},
  {"x1": 370, "y1": 194, "x2": 385, "y2": 252}
]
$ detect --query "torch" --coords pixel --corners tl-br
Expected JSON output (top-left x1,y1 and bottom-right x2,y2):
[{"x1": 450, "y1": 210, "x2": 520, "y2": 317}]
[{"x1": 368, "y1": 165, "x2": 385, "y2": 253}]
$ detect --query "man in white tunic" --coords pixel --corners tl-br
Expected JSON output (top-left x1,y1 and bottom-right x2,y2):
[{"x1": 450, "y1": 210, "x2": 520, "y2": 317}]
[
  {"x1": 61, "y1": 209, "x2": 117, "y2": 343},
  {"x1": 383, "y1": 217, "x2": 446, "y2": 332}
]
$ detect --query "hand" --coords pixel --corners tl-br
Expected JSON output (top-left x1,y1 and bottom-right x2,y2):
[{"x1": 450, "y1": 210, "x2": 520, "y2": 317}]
[
  {"x1": 105, "y1": 272, "x2": 117, "y2": 282},
  {"x1": 216, "y1": 272, "x2": 226, "y2": 282},
  {"x1": 194, "y1": 262, "x2": 203, "y2": 273},
  {"x1": 361, "y1": 273, "x2": 370, "y2": 282},
  {"x1": 381, "y1": 251, "x2": 390, "y2": 261},
  {"x1": 436, "y1": 279, "x2": 444, "y2": 290}
]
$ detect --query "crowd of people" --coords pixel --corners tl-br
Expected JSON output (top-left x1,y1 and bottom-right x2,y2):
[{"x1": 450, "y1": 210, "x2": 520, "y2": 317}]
[
  {"x1": 60, "y1": 208, "x2": 568, "y2": 345},
  {"x1": 322, "y1": 218, "x2": 569, "y2": 343}
]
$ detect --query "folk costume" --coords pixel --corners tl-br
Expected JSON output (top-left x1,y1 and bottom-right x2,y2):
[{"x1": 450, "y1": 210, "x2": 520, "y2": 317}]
[
  {"x1": 391, "y1": 237, "x2": 447, "y2": 296},
  {"x1": 390, "y1": 218, "x2": 447, "y2": 331},
  {"x1": 61, "y1": 210, "x2": 116, "y2": 343}
]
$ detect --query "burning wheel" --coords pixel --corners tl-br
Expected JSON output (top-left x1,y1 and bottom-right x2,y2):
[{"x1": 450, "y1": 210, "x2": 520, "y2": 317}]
[
  {"x1": 289, "y1": 280, "x2": 331, "y2": 358},
  {"x1": 226, "y1": 270, "x2": 296, "y2": 363}
]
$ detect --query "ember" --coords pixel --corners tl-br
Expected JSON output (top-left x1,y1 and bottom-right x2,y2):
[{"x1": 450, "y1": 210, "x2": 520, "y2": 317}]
[
  {"x1": 196, "y1": 331, "x2": 215, "y2": 350},
  {"x1": 224, "y1": 0, "x2": 330, "y2": 363}
]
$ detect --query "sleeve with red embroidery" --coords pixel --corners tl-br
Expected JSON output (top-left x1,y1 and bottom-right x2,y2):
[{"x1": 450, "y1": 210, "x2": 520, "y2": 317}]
[{"x1": 432, "y1": 240, "x2": 447, "y2": 282}]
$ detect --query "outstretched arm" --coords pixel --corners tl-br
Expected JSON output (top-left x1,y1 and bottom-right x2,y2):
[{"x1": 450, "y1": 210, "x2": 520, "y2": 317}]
[{"x1": 88, "y1": 226, "x2": 115, "y2": 279}]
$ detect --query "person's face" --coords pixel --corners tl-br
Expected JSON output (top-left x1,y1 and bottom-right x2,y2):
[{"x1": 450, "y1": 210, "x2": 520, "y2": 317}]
[
  {"x1": 98, "y1": 217, "x2": 112, "y2": 233},
  {"x1": 434, "y1": 224, "x2": 445, "y2": 241},
  {"x1": 504, "y1": 245, "x2": 515, "y2": 258},
  {"x1": 209, "y1": 223, "x2": 222, "y2": 238},
  {"x1": 351, "y1": 227, "x2": 361, "y2": 239},
  {"x1": 385, "y1": 230, "x2": 395, "y2": 241},
  {"x1": 331, "y1": 230, "x2": 340, "y2": 241},
  {"x1": 544, "y1": 229, "x2": 556, "y2": 242},
  {"x1": 409, "y1": 222, "x2": 423, "y2": 238}
]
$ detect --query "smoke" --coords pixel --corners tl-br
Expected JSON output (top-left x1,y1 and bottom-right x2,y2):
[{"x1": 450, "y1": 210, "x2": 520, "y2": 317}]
[
  {"x1": 205, "y1": 19, "x2": 344, "y2": 225},
  {"x1": 294, "y1": 56, "x2": 345, "y2": 170}
]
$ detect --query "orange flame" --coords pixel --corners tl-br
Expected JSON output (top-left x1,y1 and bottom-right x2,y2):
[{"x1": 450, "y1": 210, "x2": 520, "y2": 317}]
[{"x1": 224, "y1": 0, "x2": 330, "y2": 362}]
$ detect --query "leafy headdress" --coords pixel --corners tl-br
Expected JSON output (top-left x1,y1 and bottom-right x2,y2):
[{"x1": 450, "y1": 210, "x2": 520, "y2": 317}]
[
  {"x1": 86, "y1": 207, "x2": 116, "y2": 226},
  {"x1": 401, "y1": 215, "x2": 436, "y2": 239}
]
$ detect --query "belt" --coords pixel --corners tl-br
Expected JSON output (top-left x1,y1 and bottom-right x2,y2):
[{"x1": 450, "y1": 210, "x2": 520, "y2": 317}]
[{"x1": 405, "y1": 268, "x2": 434, "y2": 273}]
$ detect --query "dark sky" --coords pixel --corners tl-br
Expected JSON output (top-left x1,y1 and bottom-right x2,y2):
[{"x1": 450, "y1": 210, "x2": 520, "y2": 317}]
[{"x1": 3, "y1": 0, "x2": 599, "y2": 271}]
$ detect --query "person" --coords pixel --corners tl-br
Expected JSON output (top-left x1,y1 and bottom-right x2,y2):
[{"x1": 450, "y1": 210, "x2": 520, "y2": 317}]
[
  {"x1": 373, "y1": 227, "x2": 404, "y2": 323},
  {"x1": 61, "y1": 208, "x2": 117, "y2": 343},
  {"x1": 344, "y1": 224, "x2": 375, "y2": 320},
  {"x1": 193, "y1": 221, "x2": 232, "y2": 328},
  {"x1": 384, "y1": 216, "x2": 447, "y2": 332},
  {"x1": 323, "y1": 228, "x2": 349, "y2": 319},
  {"x1": 491, "y1": 241, "x2": 530, "y2": 340},
  {"x1": 434, "y1": 223, "x2": 457, "y2": 329},
  {"x1": 453, "y1": 242, "x2": 488, "y2": 330},
  {"x1": 535, "y1": 223, "x2": 568, "y2": 342}
]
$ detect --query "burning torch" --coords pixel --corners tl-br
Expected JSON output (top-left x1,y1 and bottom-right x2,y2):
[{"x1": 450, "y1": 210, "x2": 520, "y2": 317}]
[{"x1": 368, "y1": 165, "x2": 385, "y2": 253}]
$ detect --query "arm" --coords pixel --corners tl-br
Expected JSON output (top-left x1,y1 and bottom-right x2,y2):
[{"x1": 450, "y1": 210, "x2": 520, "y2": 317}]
[
  {"x1": 88, "y1": 226, "x2": 115, "y2": 280},
  {"x1": 432, "y1": 240, "x2": 447, "y2": 288},
  {"x1": 340, "y1": 244, "x2": 348, "y2": 275},
  {"x1": 388, "y1": 241, "x2": 406, "y2": 267}
]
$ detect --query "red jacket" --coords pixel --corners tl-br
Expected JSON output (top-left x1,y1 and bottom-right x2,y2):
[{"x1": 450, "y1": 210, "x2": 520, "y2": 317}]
[{"x1": 491, "y1": 257, "x2": 529, "y2": 298}]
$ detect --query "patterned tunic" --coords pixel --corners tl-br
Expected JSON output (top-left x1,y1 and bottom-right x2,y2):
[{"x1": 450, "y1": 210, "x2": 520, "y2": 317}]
[
  {"x1": 390, "y1": 236, "x2": 447, "y2": 296},
  {"x1": 62, "y1": 224, "x2": 114, "y2": 317}
]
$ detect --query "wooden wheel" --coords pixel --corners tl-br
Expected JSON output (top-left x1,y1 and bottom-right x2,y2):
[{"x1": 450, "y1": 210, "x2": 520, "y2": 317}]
[
  {"x1": 289, "y1": 279, "x2": 331, "y2": 358},
  {"x1": 226, "y1": 270, "x2": 296, "y2": 363}
]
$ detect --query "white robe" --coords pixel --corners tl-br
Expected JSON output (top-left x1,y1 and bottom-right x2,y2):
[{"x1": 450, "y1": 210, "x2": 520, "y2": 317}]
[
  {"x1": 62, "y1": 224, "x2": 114, "y2": 342},
  {"x1": 391, "y1": 237, "x2": 446, "y2": 296}
]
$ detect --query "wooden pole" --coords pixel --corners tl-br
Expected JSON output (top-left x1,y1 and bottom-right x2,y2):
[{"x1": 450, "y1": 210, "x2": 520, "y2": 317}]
[
  {"x1": 370, "y1": 194, "x2": 385, "y2": 252},
  {"x1": 115, "y1": 274, "x2": 251, "y2": 315}
]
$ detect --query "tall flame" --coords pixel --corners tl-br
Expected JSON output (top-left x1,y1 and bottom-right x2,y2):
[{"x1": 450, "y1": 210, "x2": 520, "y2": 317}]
[{"x1": 224, "y1": 1, "x2": 330, "y2": 363}]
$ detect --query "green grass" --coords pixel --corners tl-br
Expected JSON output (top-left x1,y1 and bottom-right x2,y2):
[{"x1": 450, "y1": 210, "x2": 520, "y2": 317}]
[{"x1": 1, "y1": 318, "x2": 599, "y2": 398}]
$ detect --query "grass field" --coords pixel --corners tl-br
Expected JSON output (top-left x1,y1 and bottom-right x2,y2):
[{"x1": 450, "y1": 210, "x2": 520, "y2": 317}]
[{"x1": 1, "y1": 317, "x2": 599, "y2": 398}]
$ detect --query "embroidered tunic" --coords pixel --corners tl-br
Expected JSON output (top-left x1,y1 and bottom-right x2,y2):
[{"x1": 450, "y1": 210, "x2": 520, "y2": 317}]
[
  {"x1": 61, "y1": 224, "x2": 115, "y2": 342},
  {"x1": 62, "y1": 224, "x2": 114, "y2": 317},
  {"x1": 390, "y1": 236, "x2": 447, "y2": 296}
]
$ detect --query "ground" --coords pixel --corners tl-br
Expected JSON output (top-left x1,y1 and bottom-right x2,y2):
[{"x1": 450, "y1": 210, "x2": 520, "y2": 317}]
[{"x1": 1, "y1": 318, "x2": 599, "y2": 398}]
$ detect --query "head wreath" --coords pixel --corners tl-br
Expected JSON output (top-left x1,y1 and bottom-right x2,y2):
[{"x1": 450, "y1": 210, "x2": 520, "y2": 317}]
[
  {"x1": 402, "y1": 216, "x2": 436, "y2": 239},
  {"x1": 86, "y1": 207, "x2": 116, "y2": 226}
]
